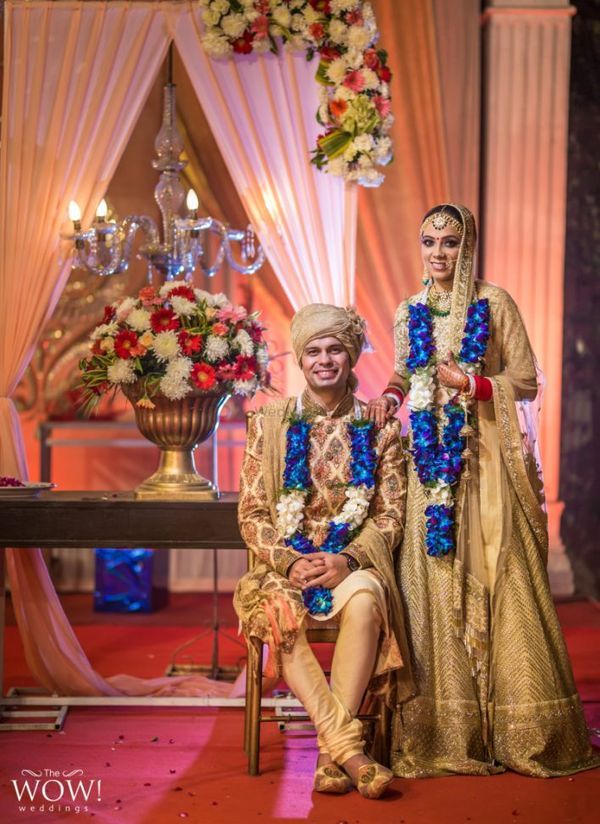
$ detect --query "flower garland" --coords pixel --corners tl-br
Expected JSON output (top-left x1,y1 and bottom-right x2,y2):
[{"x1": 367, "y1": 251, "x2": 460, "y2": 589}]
[
  {"x1": 275, "y1": 403, "x2": 377, "y2": 614},
  {"x1": 407, "y1": 297, "x2": 490, "y2": 557},
  {"x1": 200, "y1": 0, "x2": 393, "y2": 187}
]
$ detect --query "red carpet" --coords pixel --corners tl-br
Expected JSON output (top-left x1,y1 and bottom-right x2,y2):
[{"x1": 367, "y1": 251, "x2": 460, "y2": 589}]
[{"x1": 1, "y1": 598, "x2": 599, "y2": 823}]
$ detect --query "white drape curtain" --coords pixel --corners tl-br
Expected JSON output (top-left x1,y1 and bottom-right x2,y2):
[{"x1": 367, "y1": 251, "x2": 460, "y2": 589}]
[{"x1": 172, "y1": 4, "x2": 358, "y2": 310}]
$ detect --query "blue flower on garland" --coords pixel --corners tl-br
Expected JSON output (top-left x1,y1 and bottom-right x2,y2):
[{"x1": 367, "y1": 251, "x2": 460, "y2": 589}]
[
  {"x1": 406, "y1": 297, "x2": 490, "y2": 557},
  {"x1": 282, "y1": 416, "x2": 377, "y2": 616}
]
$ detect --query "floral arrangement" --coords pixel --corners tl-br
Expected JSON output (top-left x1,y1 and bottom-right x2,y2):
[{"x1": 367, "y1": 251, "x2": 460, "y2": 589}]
[
  {"x1": 406, "y1": 298, "x2": 490, "y2": 557},
  {"x1": 79, "y1": 281, "x2": 270, "y2": 412},
  {"x1": 0, "y1": 476, "x2": 25, "y2": 487},
  {"x1": 276, "y1": 407, "x2": 377, "y2": 615},
  {"x1": 200, "y1": 0, "x2": 393, "y2": 187}
]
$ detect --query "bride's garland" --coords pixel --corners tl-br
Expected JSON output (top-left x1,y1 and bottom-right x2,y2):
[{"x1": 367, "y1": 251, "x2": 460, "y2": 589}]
[
  {"x1": 276, "y1": 403, "x2": 377, "y2": 615},
  {"x1": 407, "y1": 298, "x2": 490, "y2": 557}
]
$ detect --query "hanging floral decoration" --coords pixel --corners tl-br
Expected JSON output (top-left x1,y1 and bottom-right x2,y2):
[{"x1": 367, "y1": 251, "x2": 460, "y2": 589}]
[
  {"x1": 79, "y1": 281, "x2": 270, "y2": 413},
  {"x1": 199, "y1": 0, "x2": 393, "y2": 187},
  {"x1": 276, "y1": 412, "x2": 377, "y2": 615},
  {"x1": 406, "y1": 298, "x2": 490, "y2": 557}
]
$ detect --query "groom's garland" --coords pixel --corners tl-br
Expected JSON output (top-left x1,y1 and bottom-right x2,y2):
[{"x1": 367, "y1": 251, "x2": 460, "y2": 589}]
[
  {"x1": 276, "y1": 402, "x2": 377, "y2": 615},
  {"x1": 407, "y1": 298, "x2": 490, "y2": 557}
]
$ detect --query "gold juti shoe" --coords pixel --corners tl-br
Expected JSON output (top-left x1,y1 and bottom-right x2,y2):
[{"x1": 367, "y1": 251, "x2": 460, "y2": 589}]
[
  {"x1": 356, "y1": 762, "x2": 395, "y2": 799},
  {"x1": 313, "y1": 764, "x2": 353, "y2": 794}
]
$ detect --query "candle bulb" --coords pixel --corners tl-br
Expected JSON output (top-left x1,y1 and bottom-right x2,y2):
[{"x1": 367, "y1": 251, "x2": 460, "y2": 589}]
[
  {"x1": 186, "y1": 189, "x2": 199, "y2": 219},
  {"x1": 68, "y1": 200, "x2": 82, "y2": 231},
  {"x1": 96, "y1": 198, "x2": 108, "y2": 222}
]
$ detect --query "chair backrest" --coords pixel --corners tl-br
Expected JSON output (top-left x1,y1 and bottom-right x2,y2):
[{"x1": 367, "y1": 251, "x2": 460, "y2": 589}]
[{"x1": 245, "y1": 410, "x2": 256, "y2": 573}]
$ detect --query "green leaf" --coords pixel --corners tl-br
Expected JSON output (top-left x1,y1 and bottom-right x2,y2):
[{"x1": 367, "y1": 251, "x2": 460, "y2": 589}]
[
  {"x1": 315, "y1": 59, "x2": 333, "y2": 86},
  {"x1": 317, "y1": 129, "x2": 352, "y2": 159}
]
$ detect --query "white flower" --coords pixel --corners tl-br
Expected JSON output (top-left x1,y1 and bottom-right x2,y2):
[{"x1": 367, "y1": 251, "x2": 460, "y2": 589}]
[
  {"x1": 205, "y1": 292, "x2": 229, "y2": 308},
  {"x1": 272, "y1": 6, "x2": 291, "y2": 28},
  {"x1": 358, "y1": 167, "x2": 385, "y2": 187},
  {"x1": 127, "y1": 308, "x2": 151, "y2": 332},
  {"x1": 194, "y1": 288, "x2": 213, "y2": 304},
  {"x1": 159, "y1": 357, "x2": 193, "y2": 400},
  {"x1": 354, "y1": 133, "x2": 374, "y2": 153},
  {"x1": 332, "y1": 484, "x2": 374, "y2": 529},
  {"x1": 360, "y1": 67, "x2": 379, "y2": 90},
  {"x1": 428, "y1": 481, "x2": 454, "y2": 507},
  {"x1": 91, "y1": 321, "x2": 118, "y2": 341},
  {"x1": 334, "y1": 85, "x2": 357, "y2": 102},
  {"x1": 327, "y1": 157, "x2": 348, "y2": 177},
  {"x1": 345, "y1": 47, "x2": 364, "y2": 70},
  {"x1": 283, "y1": 34, "x2": 306, "y2": 52},
  {"x1": 257, "y1": 345, "x2": 269, "y2": 369},
  {"x1": 373, "y1": 136, "x2": 393, "y2": 164},
  {"x1": 165, "y1": 356, "x2": 193, "y2": 381},
  {"x1": 331, "y1": 0, "x2": 360, "y2": 12},
  {"x1": 290, "y1": 13, "x2": 306, "y2": 32},
  {"x1": 205, "y1": 335, "x2": 229, "y2": 362},
  {"x1": 234, "y1": 329, "x2": 254, "y2": 357},
  {"x1": 221, "y1": 13, "x2": 247, "y2": 39},
  {"x1": 202, "y1": 32, "x2": 232, "y2": 57},
  {"x1": 327, "y1": 57, "x2": 348, "y2": 85},
  {"x1": 347, "y1": 24, "x2": 372, "y2": 51},
  {"x1": 152, "y1": 330, "x2": 181, "y2": 362},
  {"x1": 276, "y1": 489, "x2": 308, "y2": 538},
  {"x1": 107, "y1": 359, "x2": 136, "y2": 385},
  {"x1": 171, "y1": 295, "x2": 196, "y2": 317},
  {"x1": 233, "y1": 377, "x2": 258, "y2": 397},
  {"x1": 328, "y1": 19, "x2": 348, "y2": 44},
  {"x1": 202, "y1": 8, "x2": 221, "y2": 26},
  {"x1": 240, "y1": 0, "x2": 255, "y2": 7},
  {"x1": 159, "y1": 281, "x2": 181, "y2": 297},
  {"x1": 211, "y1": 0, "x2": 231, "y2": 14},
  {"x1": 116, "y1": 297, "x2": 136, "y2": 321},
  {"x1": 302, "y1": 5, "x2": 322, "y2": 25},
  {"x1": 344, "y1": 142, "x2": 359, "y2": 162},
  {"x1": 408, "y1": 368, "x2": 436, "y2": 411}
]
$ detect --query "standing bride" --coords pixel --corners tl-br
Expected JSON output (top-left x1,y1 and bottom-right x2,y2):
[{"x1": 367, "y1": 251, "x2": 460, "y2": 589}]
[{"x1": 367, "y1": 203, "x2": 598, "y2": 777}]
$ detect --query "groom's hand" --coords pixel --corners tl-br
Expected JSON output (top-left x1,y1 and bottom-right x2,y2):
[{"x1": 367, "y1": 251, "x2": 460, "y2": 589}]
[{"x1": 301, "y1": 552, "x2": 350, "y2": 589}]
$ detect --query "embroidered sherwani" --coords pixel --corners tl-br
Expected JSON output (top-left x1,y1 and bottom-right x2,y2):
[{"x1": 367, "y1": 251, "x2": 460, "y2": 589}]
[
  {"x1": 234, "y1": 391, "x2": 413, "y2": 706},
  {"x1": 390, "y1": 277, "x2": 598, "y2": 777}
]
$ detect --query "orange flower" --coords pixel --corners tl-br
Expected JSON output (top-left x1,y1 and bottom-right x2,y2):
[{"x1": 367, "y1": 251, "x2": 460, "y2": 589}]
[{"x1": 330, "y1": 99, "x2": 348, "y2": 119}]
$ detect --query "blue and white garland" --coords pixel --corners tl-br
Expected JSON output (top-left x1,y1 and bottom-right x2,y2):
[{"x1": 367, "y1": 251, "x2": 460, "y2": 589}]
[
  {"x1": 276, "y1": 398, "x2": 377, "y2": 616},
  {"x1": 407, "y1": 295, "x2": 490, "y2": 557}
]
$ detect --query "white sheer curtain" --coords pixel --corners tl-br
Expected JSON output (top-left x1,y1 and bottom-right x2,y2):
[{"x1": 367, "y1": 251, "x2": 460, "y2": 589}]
[
  {"x1": 173, "y1": 4, "x2": 358, "y2": 310},
  {"x1": 1, "y1": 0, "x2": 176, "y2": 696}
]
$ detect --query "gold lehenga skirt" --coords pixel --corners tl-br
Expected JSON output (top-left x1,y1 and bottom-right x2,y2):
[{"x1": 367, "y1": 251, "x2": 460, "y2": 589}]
[{"x1": 390, "y1": 463, "x2": 599, "y2": 778}]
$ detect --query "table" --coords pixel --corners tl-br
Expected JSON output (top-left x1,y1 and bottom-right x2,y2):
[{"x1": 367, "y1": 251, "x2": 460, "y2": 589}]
[{"x1": 0, "y1": 491, "x2": 263, "y2": 726}]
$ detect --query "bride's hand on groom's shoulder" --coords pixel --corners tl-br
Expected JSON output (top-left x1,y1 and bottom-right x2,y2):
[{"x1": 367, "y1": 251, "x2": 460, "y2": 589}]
[{"x1": 366, "y1": 396, "x2": 396, "y2": 428}]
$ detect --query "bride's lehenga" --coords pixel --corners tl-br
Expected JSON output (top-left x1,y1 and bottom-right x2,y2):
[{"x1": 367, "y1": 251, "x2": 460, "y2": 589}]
[{"x1": 390, "y1": 204, "x2": 598, "y2": 777}]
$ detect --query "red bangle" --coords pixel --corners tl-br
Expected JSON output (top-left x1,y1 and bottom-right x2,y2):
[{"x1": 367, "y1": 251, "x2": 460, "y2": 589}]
[
  {"x1": 384, "y1": 386, "x2": 404, "y2": 405},
  {"x1": 473, "y1": 376, "x2": 493, "y2": 401}
]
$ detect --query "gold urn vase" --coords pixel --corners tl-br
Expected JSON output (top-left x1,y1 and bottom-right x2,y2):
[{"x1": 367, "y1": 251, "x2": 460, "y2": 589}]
[{"x1": 123, "y1": 385, "x2": 229, "y2": 500}]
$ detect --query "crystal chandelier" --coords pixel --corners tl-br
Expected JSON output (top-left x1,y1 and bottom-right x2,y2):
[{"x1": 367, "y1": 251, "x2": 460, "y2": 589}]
[{"x1": 67, "y1": 77, "x2": 264, "y2": 282}]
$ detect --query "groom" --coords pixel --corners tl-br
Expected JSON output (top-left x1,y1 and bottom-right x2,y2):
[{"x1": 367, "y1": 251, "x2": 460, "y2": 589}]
[{"x1": 234, "y1": 303, "x2": 412, "y2": 799}]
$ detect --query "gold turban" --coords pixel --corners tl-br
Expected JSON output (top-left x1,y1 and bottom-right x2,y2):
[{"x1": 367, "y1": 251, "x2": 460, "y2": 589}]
[{"x1": 290, "y1": 304, "x2": 368, "y2": 390}]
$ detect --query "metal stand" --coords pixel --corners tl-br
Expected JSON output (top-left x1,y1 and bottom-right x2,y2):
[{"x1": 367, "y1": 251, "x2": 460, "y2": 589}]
[
  {"x1": 165, "y1": 548, "x2": 245, "y2": 680},
  {"x1": 0, "y1": 688, "x2": 68, "y2": 732}
]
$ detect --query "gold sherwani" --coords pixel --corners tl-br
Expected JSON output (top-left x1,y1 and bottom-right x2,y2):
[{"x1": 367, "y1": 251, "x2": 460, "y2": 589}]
[
  {"x1": 390, "y1": 209, "x2": 597, "y2": 777},
  {"x1": 234, "y1": 391, "x2": 414, "y2": 706}
]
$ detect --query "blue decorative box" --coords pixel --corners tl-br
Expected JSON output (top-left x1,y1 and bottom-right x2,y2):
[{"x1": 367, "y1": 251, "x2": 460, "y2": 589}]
[{"x1": 94, "y1": 548, "x2": 169, "y2": 613}]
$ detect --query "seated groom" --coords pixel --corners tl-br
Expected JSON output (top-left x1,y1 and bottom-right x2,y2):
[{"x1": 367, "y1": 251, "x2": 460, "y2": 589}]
[{"x1": 234, "y1": 303, "x2": 413, "y2": 799}]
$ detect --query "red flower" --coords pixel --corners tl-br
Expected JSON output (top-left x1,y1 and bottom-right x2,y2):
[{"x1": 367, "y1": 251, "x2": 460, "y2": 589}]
[
  {"x1": 319, "y1": 45, "x2": 341, "y2": 62},
  {"x1": 363, "y1": 49, "x2": 380, "y2": 71},
  {"x1": 309, "y1": 0, "x2": 331, "y2": 13},
  {"x1": 330, "y1": 99, "x2": 348, "y2": 119},
  {"x1": 247, "y1": 322, "x2": 265, "y2": 344},
  {"x1": 102, "y1": 305, "x2": 116, "y2": 324},
  {"x1": 114, "y1": 330, "x2": 140, "y2": 360},
  {"x1": 309, "y1": 22, "x2": 325, "y2": 40},
  {"x1": 216, "y1": 363, "x2": 237, "y2": 382},
  {"x1": 138, "y1": 286, "x2": 161, "y2": 306},
  {"x1": 373, "y1": 95, "x2": 392, "y2": 118},
  {"x1": 169, "y1": 285, "x2": 195, "y2": 302},
  {"x1": 233, "y1": 31, "x2": 254, "y2": 54},
  {"x1": 343, "y1": 70, "x2": 365, "y2": 92},
  {"x1": 251, "y1": 14, "x2": 269, "y2": 37},
  {"x1": 150, "y1": 308, "x2": 179, "y2": 333},
  {"x1": 234, "y1": 355, "x2": 258, "y2": 381},
  {"x1": 377, "y1": 65, "x2": 392, "y2": 83},
  {"x1": 90, "y1": 340, "x2": 103, "y2": 356},
  {"x1": 191, "y1": 363, "x2": 217, "y2": 391},
  {"x1": 345, "y1": 9, "x2": 363, "y2": 25},
  {"x1": 211, "y1": 322, "x2": 229, "y2": 337},
  {"x1": 178, "y1": 331, "x2": 203, "y2": 356}
]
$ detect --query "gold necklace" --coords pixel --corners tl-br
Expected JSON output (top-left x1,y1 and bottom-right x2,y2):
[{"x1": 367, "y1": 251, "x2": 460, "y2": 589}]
[{"x1": 428, "y1": 288, "x2": 452, "y2": 317}]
